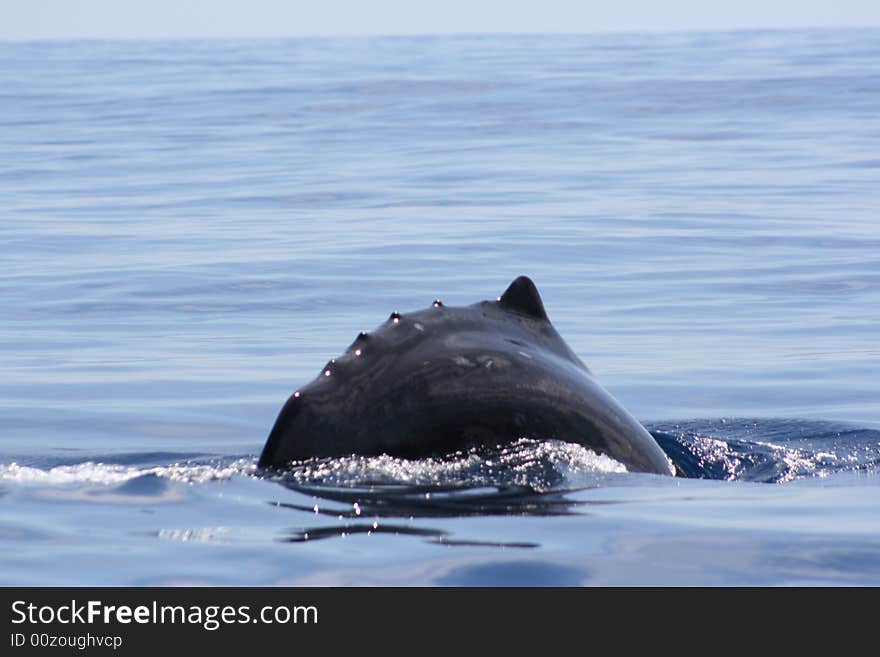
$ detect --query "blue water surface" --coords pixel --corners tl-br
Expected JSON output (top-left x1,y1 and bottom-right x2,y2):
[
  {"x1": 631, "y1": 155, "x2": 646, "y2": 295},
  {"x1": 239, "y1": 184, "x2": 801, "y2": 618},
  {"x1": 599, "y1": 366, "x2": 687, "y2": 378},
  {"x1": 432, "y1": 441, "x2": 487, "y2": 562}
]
[{"x1": 1, "y1": 29, "x2": 879, "y2": 585}]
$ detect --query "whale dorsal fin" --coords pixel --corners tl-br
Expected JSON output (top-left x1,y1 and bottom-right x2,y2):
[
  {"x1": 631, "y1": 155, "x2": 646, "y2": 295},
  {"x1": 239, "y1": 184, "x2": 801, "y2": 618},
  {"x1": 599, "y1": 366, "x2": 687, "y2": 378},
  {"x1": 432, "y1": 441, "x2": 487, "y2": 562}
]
[{"x1": 498, "y1": 276, "x2": 548, "y2": 321}]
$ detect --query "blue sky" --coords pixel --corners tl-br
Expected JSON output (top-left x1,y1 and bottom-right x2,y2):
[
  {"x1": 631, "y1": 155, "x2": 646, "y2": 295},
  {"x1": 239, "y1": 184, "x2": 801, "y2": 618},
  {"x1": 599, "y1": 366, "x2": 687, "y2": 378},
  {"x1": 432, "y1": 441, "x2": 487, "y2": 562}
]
[{"x1": 3, "y1": 0, "x2": 879, "y2": 40}]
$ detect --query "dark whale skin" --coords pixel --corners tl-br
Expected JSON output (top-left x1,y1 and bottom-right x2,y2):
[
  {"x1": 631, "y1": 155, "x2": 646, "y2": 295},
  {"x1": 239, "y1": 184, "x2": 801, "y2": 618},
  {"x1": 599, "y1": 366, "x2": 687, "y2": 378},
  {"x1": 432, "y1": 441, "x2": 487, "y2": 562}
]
[{"x1": 259, "y1": 276, "x2": 674, "y2": 476}]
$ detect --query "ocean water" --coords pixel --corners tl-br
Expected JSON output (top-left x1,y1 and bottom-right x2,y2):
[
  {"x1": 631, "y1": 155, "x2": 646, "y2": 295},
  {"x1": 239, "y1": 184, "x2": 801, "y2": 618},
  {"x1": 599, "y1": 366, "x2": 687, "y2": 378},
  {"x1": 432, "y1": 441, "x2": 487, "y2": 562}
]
[{"x1": 1, "y1": 29, "x2": 879, "y2": 586}]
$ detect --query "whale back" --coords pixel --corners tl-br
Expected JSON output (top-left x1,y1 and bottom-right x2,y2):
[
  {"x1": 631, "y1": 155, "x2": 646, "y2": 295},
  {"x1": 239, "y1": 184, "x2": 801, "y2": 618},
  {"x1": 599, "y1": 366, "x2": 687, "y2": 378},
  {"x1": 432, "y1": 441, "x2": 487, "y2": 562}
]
[{"x1": 259, "y1": 276, "x2": 673, "y2": 476}]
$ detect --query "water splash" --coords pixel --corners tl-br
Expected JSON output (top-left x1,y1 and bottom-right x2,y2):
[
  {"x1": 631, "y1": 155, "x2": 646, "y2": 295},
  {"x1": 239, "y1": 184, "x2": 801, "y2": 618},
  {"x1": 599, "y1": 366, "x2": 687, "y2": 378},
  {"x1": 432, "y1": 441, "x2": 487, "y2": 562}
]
[
  {"x1": 649, "y1": 419, "x2": 880, "y2": 483},
  {"x1": 0, "y1": 458, "x2": 257, "y2": 486},
  {"x1": 2, "y1": 420, "x2": 877, "y2": 495},
  {"x1": 270, "y1": 439, "x2": 625, "y2": 520},
  {"x1": 277, "y1": 438, "x2": 626, "y2": 490}
]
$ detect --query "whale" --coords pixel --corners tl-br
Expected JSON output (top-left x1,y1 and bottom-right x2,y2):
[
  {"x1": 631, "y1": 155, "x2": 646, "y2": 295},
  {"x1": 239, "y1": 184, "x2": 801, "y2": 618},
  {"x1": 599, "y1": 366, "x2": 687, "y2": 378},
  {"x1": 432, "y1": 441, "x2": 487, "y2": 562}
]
[{"x1": 259, "y1": 276, "x2": 674, "y2": 475}]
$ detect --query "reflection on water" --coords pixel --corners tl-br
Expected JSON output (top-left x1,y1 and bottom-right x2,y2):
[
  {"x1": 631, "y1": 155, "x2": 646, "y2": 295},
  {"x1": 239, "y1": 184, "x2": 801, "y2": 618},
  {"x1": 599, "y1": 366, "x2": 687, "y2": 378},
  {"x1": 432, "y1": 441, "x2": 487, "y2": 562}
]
[
  {"x1": 437, "y1": 561, "x2": 590, "y2": 587},
  {"x1": 252, "y1": 419, "x2": 880, "y2": 546},
  {"x1": 279, "y1": 521, "x2": 540, "y2": 549},
  {"x1": 1, "y1": 417, "x2": 879, "y2": 584},
  {"x1": 275, "y1": 483, "x2": 582, "y2": 518}
]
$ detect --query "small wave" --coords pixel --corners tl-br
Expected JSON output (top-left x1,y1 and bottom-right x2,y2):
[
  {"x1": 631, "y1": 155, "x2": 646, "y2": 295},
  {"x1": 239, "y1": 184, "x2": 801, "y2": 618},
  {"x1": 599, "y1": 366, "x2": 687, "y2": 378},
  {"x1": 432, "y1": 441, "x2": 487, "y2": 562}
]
[
  {"x1": 278, "y1": 438, "x2": 626, "y2": 491},
  {"x1": 649, "y1": 419, "x2": 880, "y2": 483},
  {"x1": 4, "y1": 420, "x2": 874, "y2": 492},
  {"x1": 271, "y1": 439, "x2": 626, "y2": 519},
  {"x1": 0, "y1": 458, "x2": 257, "y2": 486}
]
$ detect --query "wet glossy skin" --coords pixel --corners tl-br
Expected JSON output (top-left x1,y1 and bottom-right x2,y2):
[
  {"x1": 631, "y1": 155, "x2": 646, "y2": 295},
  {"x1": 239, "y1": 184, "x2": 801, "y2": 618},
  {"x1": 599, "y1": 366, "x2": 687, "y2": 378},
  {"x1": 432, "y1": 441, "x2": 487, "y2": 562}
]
[{"x1": 259, "y1": 276, "x2": 674, "y2": 475}]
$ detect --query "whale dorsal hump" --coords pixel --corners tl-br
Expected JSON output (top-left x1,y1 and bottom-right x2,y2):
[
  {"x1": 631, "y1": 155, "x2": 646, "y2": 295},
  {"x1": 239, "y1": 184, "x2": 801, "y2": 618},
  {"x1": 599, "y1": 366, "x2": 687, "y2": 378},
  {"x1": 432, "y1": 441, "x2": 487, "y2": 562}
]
[{"x1": 498, "y1": 276, "x2": 548, "y2": 321}]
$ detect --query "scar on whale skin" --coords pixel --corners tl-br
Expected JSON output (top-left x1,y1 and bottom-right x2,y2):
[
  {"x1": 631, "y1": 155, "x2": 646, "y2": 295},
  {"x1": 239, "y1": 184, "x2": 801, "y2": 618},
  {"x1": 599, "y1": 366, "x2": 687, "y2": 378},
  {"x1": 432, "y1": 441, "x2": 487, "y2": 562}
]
[{"x1": 259, "y1": 276, "x2": 674, "y2": 476}]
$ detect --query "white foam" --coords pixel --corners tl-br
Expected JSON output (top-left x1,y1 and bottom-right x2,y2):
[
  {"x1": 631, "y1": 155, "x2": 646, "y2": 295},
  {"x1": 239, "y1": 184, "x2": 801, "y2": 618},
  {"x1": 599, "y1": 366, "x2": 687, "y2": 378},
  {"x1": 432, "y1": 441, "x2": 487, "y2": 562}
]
[
  {"x1": 0, "y1": 459, "x2": 257, "y2": 486},
  {"x1": 0, "y1": 440, "x2": 626, "y2": 490},
  {"x1": 157, "y1": 527, "x2": 229, "y2": 542},
  {"x1": 285, "y1": 438, "x2": 626, "y2": 490}
]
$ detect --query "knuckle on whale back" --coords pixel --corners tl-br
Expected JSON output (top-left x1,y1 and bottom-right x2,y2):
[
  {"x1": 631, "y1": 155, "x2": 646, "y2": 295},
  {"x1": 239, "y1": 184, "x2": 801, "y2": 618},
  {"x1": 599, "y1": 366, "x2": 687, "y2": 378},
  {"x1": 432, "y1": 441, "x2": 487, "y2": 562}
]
[{"x1": 258, "y1": 276, "x2": 674, "y2": 476}]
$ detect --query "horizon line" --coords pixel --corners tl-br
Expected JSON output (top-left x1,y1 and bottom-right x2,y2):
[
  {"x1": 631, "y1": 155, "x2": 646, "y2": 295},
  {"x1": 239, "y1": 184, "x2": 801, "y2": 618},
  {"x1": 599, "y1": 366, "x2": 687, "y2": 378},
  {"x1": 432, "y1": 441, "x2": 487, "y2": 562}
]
[{"x1": 2, "y1": 23, "x2": 879, "y2": 45}]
